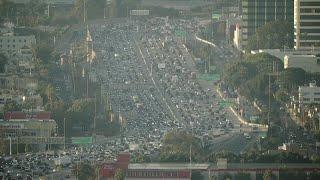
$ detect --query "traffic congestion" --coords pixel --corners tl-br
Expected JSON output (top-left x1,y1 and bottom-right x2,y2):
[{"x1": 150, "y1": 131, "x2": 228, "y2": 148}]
[
  {"x1": 1, "y1": 17, "x2": 253, "y2": 179},
  {"x1": 91, "y1": 17, "x2": 248, "y2": 155}
]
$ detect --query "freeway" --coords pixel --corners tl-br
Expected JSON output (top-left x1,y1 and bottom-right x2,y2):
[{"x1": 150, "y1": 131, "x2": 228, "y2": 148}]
[{"x1": 63, "y1": 17, "x2": 258, "y2": 159}]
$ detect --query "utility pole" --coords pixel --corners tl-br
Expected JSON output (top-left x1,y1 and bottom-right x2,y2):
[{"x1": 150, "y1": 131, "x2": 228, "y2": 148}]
[
  {"x1": 86, "y1": 70, "x2": 89, "y2": 98},
  {"x1": 94, "y1": 93, "x2": 97, "y2": 143},
  {"x1": 268, "y1": 74, "x2": 271, "y2": 135},
  {"x1": 64, "y1": 117, "x2": 66, "y2": 150},
  {"x1": 9, "y1": 137, "x2": 12, "y2": 156},
  {"x1": 47, "y1": 4, "x2": 50, "y2": 18},
  {"x1": 83, "y1": 0, "x2": 87, "y2": 23}
]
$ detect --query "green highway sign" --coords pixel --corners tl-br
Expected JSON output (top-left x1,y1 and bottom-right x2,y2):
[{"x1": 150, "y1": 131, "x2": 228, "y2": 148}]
[
  {"x1": 258, "y1": 132, "x2": 267, "y2": 139},
  {"x1": 174, "y1": 30, "x2": 186, "y2": 37},
  {"x1": 212, "y1": 13, "x2": 221, "y2": 20},
  {"x1": 197, "y1": 73, "x2": 220, "y2": 81},
  {"x1": 219, "y1": 100, "x2": 234, "y2": 108},
  {"x1": 71, "y1": 137, "x2": 93, "y2": 144}
]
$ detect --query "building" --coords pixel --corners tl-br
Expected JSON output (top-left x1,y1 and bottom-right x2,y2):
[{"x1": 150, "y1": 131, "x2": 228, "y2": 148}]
[
  {"x1": 294, "y1": 0, "x2": 320, "y2": 51},
  {"x1": 100, "y1": 153, "x2": 208, "y2": 180},
  {"x1": 233, "y1": 23, "x2": 242, "y2": 49},
  {"x1": 0, "y1": 111, "x2": 59, "y2": 146},
  {"x1": 11, "y1": 0, "x2": 75, "y2": 5},
  {"x1": 0, "y1": 74, "x2": 38, "y2": 92},
  {"x1": 0, "y1": 35, "x2": 36, "y2": 55},
  {"x1": 299, "y1": 81, "x2": 320, "y2": 108},
  {"x1": 284, "y1": 54, "x2": 320, "y2": 72},
  {"x1": 241, "y1": 0, "x2": 293, "y2": 48},
  {"x1": 249, "y1": 49, "x2": 320, "y2": 72}
]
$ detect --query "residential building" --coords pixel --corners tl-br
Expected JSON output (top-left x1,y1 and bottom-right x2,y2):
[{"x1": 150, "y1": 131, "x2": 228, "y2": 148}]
[
  {"x1": 241, "y1": 0, "x2": 293, "y2": 48},
  {"x1": 298, "y1": 81, "x2": 320, "y2": 108},
  {"x1": 0, "y1": 75, "x2": 38, "y2": 92},
  {"x1": 294, "y1": 0, "x2": 320, "y2": 51},
  {"x1": 0, "y1": 35, "x2": 36, "y2": 55}
]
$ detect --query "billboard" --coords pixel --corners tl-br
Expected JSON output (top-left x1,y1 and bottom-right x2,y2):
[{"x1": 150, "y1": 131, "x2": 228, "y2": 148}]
[
  {"x1": 71, "y1": 136, "x2": 93, "y2": 144},
  {"x1": 130, "y1": 10, "x2": 150, "y2": 16}
]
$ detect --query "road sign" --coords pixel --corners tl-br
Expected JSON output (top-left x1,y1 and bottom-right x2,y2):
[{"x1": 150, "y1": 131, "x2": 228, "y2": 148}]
[
  {"x1": 174, "y1": 30, "x2": 186, "y2": 37},
  {"x1": 130, "y1": 10, "x2": 150, "y2": 16},
  {"x1": 258, "y1": 132, "x2": 267, "y2": 139},
  {"x1": 71, "y1": 137, "x2": 93, "y2": 144},
  {"x1": 197, "y1": 73, "x2": 220, "y2": 81},
  {"x1": 218, "y1": 100, "x2": 234, "y2": 108},
  {"x1": 212, "y1": 13, "x2": 221, "y2": 20}
]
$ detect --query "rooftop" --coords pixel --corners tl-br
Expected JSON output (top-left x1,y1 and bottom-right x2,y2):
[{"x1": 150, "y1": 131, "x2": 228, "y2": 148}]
[{"x1": 128, "y1": 163, "x2": 210, "y2": 170}]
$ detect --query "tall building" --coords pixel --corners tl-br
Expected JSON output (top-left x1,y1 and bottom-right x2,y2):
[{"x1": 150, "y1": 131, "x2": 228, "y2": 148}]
[
  {"x1": 294, "y1": 0, "x2": 320, "y2": 51},
  {"x1": 241, "y1": 0, "x2": 293, "y2": 48}
]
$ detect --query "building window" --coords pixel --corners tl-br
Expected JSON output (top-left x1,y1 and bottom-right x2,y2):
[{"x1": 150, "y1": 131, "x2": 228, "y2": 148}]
[
  {"x1": 303, "y1": 98, "x2": 310, "y2": 101},
  {"x1": 24, "y1": 39, "x2": 26, "y2": 43},
  {"x1": 12, "y1": 45, "x2": 15, "y2": 48},
  {"x1": 315, "y1": 98, "x2": 320, "y2": 101},
  {"x1": 19, "y1": 39, "x2": 21, "y2": 42},
  {"x1": 13, "y1": 39, "x2": 15, "y2": 42},
  {"x1": 7, "y1": 45, "x2": 10, "y2": 48},
  {"x1": 7, "y1": 39, "x2": 9, "y2": 43},
  {"x1": 314, "y1": 92, "x2": 320, "y2": 95}
]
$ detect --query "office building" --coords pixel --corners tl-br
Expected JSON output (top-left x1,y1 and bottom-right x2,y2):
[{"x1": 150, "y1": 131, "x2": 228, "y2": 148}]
[
  {"x1": 242, "y1": 0, "x2": 294, "y2": 48},
  {"x1": 298, "y1": 81, "x2": 320, "y2": 108},
  {"x1": 294, "y1": 0, "x2": 320, "y2": 51}
]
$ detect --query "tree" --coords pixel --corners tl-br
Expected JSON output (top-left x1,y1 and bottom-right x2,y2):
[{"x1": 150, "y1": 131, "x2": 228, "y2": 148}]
[
  {"x1": 3, "y1": 100, "x2": 22, "y2": 113},
  {"x1": 220, "y1": 173, "x2": 232, "y2": 180},
  {"x1": 45, "y1": 100, "x2": 66, "y2": 136},
  {"x1": 66, "y1": 99, "x2": 95, "y2": 135},
  {"x1": 235, "y1": 172, "x2": 251, "y2": 180},
  {"x1": 191, "y1": 171, "x2": 204, "y2": 180},
  {"x1": 275, "y1": 90, "x2": 289, "y2": 104},
  {"x1": 0, "y1": 139, "x2": 7, "y2": 155},
  {"x1": 73, "y1": 163, "x2": 95, "y2": 180},
  {"x1": 158, "y1": 130, "x2": 203, "y2": 162},
  {"x1": 0, "y1": 53, "x2": 7, "y2": 73},
  {"x1": 0, "y1": 0, "x2": 15, "y2": 19},
  {"x1": 263, "y1": 171, "x2": 273, "y2": 180},
  {"x1": 45, "y1": 84, "x2": 55, "y2": 104},
  {"x1": 262, "y1": 170, "x2": 277, "y2": 180},
  {"x1": 114, "y1": 169, "x2": 125, "y2": 180},
  {"x1": 36, "y1": 42, "x2": 54, "y2": 63},
  {"x1": 246, "y1": 21, "x2": 293, "y2": 51}
]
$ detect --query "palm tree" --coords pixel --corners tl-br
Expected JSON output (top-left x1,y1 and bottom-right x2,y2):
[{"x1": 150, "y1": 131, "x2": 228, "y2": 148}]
[
  {"x1": 73, "y1": 163, "x2": 95, "y2": 180},
  {"x1": 114, "y1": 169, "x2": 125, "y2": 180},
  {"x1": 0, "y1": 53, "x2": 8, "y2": 73},
  {"x1": 263, "y1": 171, "x2": 273, "y2": 180},
  {"x1": 45, "y1": 84, "x2": 55, "y2": 103}
]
